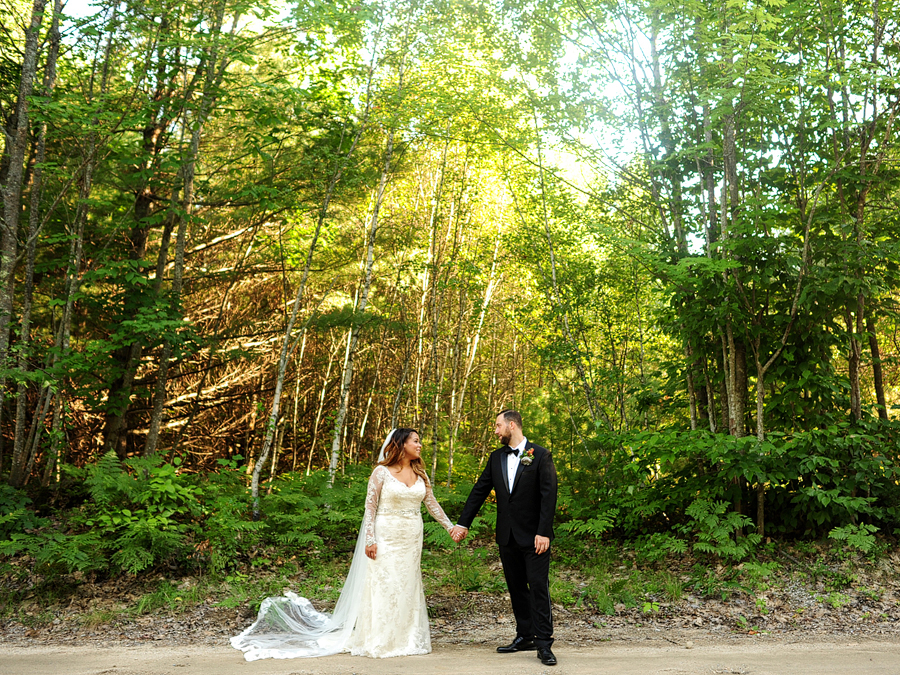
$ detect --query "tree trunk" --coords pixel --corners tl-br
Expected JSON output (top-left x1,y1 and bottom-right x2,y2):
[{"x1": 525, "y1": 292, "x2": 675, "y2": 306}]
[
  {"x1": 329, "y1": 126, "x2": 396, "y2": 482},
  {"x1": 1, "y1": 0, "x2": 47, "y2": 484},
  {"x1": 41, "y1": 132, "x2": 97, "y2": 485},
  {"x1": 253, "y1": 177, "x2": 360, "y2": 487},
  {"x1": 144, "y1": 3, "x2": 239, "y2": 456},
  {"x1": 754, "y1": 344, "x2": 766, "y2": 536},
  {"x1": 846, "y1": 304, "x2": 863, "y2": 423},
  {"x1": 414, "y1": 148, "x2": 448, "y2": 429},
  {"x1": 390, "y1": 336, "x2": 412, "y2": 430},
  {"x1": 8, "y1": 0, "x2": 60, "y2": 485},
  {"x1": 22, "y1": 390, "x2": 52, "y2": 483},
  {"x1": 703, "y1": 359, "x2": 717, "y2": 433},
  {"x1": 253, "y1": 55, "x2": 378, "y2": 493},
  {"x1": 290, "y1": 334, "x2": 306, "y2": 471},
  {"x1": 447, "y1": 221, "x2": 500, "y2": 485},
  {"x1": 428, "y1": 243, "x2": 445, "y2": 483},
  {"x1": 306, "y1": 333, "x2": 342, "y2": 474},
  {"x1": 684, "y1": 342, "x2": 699, "y2": 431},
  {"x1": 725, "y1": 324, "x2": 747, "y2": 438},
  {"x1": 867, "y1": 314, "x2": 888, "y2": 420},
  {"x1": 142, "y1": 217, "x2": 175, "y2": 456},
  {"x1": 101, "y1": 10, "x2": 187, "y2": 456}
]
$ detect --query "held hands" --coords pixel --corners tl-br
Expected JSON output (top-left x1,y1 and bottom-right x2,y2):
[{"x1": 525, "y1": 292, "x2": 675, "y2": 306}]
[
  {"x1": 365, "y1": 544, "x2": 377, "y2": 560},
  {"x1": 534, "y1": 535, "x2": 550, "y2": 555},
  {"x1": 449, "y1": 526, "x2": 468, "y2": 543}
]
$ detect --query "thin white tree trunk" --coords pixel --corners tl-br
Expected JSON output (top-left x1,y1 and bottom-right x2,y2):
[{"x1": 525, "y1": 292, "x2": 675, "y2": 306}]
[
  {"x1": 2, "y1": 0, "x2": 48, "y2": 485},
  {"x1": 290, "y1": 332, "x2": 306, "y2": 471},
  {"x1": 251, "y1": 50, "x2": 380, "y2": 508},
  {"x1": 447, "y1": 221, "x2": 501, "y2": 485},
  {"x1": 10, "y1": 0, "x2": 61, "y2": 484},
  {"x1": 41, "y1": 134, "x2": 96, "y2": 486},
  {"x1": 327, "y1": 125, "x2": 396, "y2": 482},
  {"x1": 414, "y1": 154, "x2": 447, "y2": 428},
  {"x1": 306, "y1": 333, "x2": 342, "y2": 474}
]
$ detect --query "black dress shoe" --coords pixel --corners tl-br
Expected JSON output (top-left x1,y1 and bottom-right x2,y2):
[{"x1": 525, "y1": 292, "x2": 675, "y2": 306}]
[
  {"x1": 497, "y1": 636, "x2": 536, "y2": 653},
  {"x1": 537, "y1": 647, "x2": 557, "y2": 665}
]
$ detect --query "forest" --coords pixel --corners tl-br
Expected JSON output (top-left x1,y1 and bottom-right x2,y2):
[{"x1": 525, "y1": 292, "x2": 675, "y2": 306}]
[{"x1": 1, "y1": 0, "x2": 900, "y2": 596}]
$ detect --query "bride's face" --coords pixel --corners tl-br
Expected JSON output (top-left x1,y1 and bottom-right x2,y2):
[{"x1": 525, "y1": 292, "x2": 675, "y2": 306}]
[{"x1": 403, "y1": 432, "x2": 422, "y2": 461}]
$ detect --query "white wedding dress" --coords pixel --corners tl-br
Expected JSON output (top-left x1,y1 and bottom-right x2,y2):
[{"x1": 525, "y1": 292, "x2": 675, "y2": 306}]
[{"x1": 231, "y1": 464, "x2": 453, "y2": 660}]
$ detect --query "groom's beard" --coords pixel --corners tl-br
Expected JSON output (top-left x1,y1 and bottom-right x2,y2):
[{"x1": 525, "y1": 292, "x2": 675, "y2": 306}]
[{"x1": 499, "y1": 433, "x2": 511, "y2": 446}]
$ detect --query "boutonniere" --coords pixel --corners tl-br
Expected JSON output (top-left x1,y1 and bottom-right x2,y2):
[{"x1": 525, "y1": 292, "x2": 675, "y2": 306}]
[{"x1": 520, "y1": 448, "x2": 535, "y2": 466}]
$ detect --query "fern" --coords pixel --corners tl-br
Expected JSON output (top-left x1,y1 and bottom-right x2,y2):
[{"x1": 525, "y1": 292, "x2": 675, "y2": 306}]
[
  {"x1": 112, "y1": 522, "x2": 183, "y2": 574},
  {"x1": 0, "y1": 484, "x2": 47, "y2": 537},
  {"x1": 2, "y1": 529, "x2": 106, "y2": 574},
  {"x1": 633, "y1": 532, "x2": 688, "y2": 562},
  {"x1": 275, "y1": 531, "x2": 323, "y2": 547},
  {"x1": 559, "y1": 508, "x2": 619, "y2": 538},
  {"x1": 84, "y1": 450, "x2": 129, "y2": 505},
  {"x1": 423, "y1": 519, "x2": 449, "y2": 546},
  {"x1": 682, "y1": 499, "x2": 759, "y2": 561},
  {"x1": 829, "y1": 523, "x2": 879, "y2": 554}
]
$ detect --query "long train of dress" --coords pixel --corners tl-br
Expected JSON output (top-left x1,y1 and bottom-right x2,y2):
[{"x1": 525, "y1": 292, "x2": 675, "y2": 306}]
[{"x1": 231, "y1": 465, "x2": 453, "y2": 660}]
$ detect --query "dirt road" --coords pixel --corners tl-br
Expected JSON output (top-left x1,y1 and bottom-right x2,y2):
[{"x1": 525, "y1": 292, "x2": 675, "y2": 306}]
[{"x1": 3, "y1": 639, "x2": 900, "y2": 675}]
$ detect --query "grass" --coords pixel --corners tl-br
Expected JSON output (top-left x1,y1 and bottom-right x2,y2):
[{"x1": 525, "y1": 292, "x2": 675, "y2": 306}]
[
  {"x1": 821, "y1": 592, "x2": 852, "y2": 609},
  {"x1": 15, "y1": 608, "x2": 57, "y2": 628},
  {"x1": 549, "y1": 576, "x2": 579, "y2": 605},
  {"x1": 81, "y1": 609, "x2": 117, "y2": 628},
  {"x1": 423, "y1": 541, "x2": 507, "y2": 594},
  {"x1": 133, "y1": 579, "x2": 208, "y2": 615}
]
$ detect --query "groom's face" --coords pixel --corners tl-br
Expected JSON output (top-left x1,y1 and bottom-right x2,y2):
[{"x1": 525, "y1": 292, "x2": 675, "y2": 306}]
[{"x1": 495, "y1": 415, "x2": 512, "y2": 446}]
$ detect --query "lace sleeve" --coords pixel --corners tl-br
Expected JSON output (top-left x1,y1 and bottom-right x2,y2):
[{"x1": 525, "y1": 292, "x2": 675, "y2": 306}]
[
  {"x1": 364, "y1": 466, "x2": 386, "y2": 547},
  {"x1": 423, "y1": 481, "x2": 454, "y2": 532}
]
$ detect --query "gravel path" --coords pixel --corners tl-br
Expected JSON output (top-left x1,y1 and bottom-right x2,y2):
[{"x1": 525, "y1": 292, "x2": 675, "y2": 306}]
[{"x1": 4, "y1": 637, "x2": 900, "y2": 674}]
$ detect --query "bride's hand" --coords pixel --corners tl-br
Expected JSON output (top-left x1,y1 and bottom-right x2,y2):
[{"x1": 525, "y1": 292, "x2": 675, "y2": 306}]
[{"x1": 365, "y1": 544, "x2": 377, "y2": 560}]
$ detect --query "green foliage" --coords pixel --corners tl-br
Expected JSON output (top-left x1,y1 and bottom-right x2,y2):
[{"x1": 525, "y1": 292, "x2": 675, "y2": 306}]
[
  {"x1": 1, "y1": 529, "x2": 105, "y2": 575},
  {"x1": 5, "y1": 416, "x2": 898, "y2": 583},
  {"x1": 557, "y1": 506, "x2": 618, "y2": 539},
  {"x1": 1, "y1": 453, "x2": 203, "y2": 576},
  {"x1": 549, "y1": 574, "x2": 579, "y2": 606},
  {"x1": 0, "y1": 484, "x2": 46, "y2": 538},
  {"x1": 633, "y1": 532, "x2": 688, "y2": 564},
  {"x1": 197, "y1": 458, "x2": 266, "y2": 573},
  {"x1": 434, "y1": 546, "x2": 506, "y2": 593},
  {"x1": 0, "y1": 459, "x2": 381, "y2": 580},
  {"x1": 739, "y1": 560, "x2": 781, "y2": 593},
  {"x1": 821, "y1": 592, "x2": 853, "y2": 609},
  {"x1": 562, "y1": 421, "x2": 900, "y2": 549},
  {"x1": 682, "y1": 499, "x2": 760, "y2": 561},
  {"x1": 828, "y1": 523, "x2": 880, "y2": 555},
  {"x1": 80, "y1": 453, "x2": 202, "y2": 574}
]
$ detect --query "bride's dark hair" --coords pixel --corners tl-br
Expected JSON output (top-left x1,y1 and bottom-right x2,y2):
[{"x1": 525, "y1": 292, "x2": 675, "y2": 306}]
[{"x1": 378, "y1": 427, "x2": 429, "y2": 485}]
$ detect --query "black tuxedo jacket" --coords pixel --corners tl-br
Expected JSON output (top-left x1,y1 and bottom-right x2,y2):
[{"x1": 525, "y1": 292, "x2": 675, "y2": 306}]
[{"x1": 457, "y1": 442, "x2": 557, "y2": 547}]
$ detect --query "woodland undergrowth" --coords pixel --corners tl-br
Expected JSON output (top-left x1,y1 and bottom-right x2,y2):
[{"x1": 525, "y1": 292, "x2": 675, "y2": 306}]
[{"x1": 1, "y1": 423, "x2": 899, "y2": 627}]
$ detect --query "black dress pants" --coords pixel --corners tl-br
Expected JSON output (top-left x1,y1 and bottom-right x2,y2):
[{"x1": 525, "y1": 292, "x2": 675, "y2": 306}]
[{"x1": 498, "y1": 540, "x2": 554, "y2": 648}]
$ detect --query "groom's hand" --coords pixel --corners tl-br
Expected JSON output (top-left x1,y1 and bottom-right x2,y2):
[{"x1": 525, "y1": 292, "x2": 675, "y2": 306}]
[
  {"x1": 534, "y1": 535, "x2": 550, "y2": 555},
  {"x1": 450, "y1": 526, "x2": 468, "y2": 542}
]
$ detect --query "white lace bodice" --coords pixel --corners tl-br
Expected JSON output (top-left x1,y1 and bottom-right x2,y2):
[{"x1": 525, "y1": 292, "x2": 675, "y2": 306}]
[{"x1": 363, "y1": 465, "x2": 453, "y2": 546}]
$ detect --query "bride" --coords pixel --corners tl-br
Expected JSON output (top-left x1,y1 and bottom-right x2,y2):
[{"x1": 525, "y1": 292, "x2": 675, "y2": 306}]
[{"x1": 231, "y1": 428, "x2": 455, "y2": 660}]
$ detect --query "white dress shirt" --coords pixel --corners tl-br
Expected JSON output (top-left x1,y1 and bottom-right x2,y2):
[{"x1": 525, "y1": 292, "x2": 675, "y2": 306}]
[
  {"x1": 507, "y1": 437, "x2": 528, "y2": 493},
  {"x1": 456, "y1": 437, "x2": 531, "y2": 530}
]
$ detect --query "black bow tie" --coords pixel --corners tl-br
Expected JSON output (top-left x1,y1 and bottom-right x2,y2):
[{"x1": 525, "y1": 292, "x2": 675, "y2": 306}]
[{"x1": 503, "y1": 446, "x2": 520, "y2": 456}]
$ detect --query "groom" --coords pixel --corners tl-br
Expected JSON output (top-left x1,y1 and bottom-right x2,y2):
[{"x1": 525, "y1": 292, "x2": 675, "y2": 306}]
[{"x1": 451, "y1": 410, "x2": 558, "y2": 666}]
